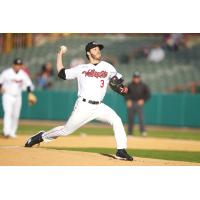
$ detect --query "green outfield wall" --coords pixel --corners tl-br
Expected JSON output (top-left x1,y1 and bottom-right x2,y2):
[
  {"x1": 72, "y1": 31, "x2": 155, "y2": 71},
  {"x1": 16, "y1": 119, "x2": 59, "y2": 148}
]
[{"x1": 0, "y1": 91, "x2": 199, "y2": 127}]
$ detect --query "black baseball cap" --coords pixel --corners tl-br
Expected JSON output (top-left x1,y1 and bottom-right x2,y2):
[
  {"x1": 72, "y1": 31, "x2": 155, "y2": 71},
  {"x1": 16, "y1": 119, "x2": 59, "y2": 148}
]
[
  {"x1": 13, "y1": 58, "x2": 23, "y2": 65},
  {"x1": 85, "y1": 41, "x2": 104, "y2": 52},
  {"x1": 133, "y1": 71, "x2": 141, "y2": 77}
]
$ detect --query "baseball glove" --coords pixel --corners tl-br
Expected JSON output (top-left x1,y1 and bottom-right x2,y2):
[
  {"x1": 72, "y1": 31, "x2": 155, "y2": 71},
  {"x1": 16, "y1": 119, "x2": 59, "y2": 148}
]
[
  {"x1": 28, "y1": 93, "x2": 37, "y2": 105},
  {"x1": 109, "y1": 76, "x2": 128, "y2": 96}
]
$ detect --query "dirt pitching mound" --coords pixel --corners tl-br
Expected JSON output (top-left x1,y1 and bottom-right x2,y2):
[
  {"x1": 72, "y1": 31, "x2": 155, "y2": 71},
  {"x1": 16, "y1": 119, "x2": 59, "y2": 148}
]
[{"x1": 0, "y1": 146, "x2": 199, "y2": 166}]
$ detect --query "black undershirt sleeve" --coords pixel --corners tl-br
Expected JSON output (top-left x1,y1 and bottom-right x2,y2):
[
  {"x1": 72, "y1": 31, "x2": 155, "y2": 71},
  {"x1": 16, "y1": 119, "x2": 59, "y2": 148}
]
[
  {"x1": 27, "y1": 86, "x2": 31, "y2": 93},
  {"x1": 58, "y1": 68, "x2": 66, "y2": 80}
]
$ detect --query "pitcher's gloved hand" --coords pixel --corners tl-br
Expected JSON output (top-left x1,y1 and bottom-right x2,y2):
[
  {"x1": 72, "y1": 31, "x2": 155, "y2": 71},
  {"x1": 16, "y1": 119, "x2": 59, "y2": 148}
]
[{"x1": 109, "y1": 76, "x2": 128, "y2": 96}]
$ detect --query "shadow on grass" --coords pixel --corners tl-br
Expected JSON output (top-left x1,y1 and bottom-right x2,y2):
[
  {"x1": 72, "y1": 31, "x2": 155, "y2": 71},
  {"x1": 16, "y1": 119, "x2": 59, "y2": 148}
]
[
  {"x1": 99, "y1": 153, "x2": 117, "y2": 160},
  {"x1": 42, "y1": 147, "x2": 200, "y2": 163}
]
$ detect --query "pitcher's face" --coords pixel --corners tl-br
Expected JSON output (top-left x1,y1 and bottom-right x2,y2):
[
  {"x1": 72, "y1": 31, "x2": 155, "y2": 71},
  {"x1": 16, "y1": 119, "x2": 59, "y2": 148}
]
[{"x1": 89, "y1": 46, "x2": 101, "y2": 61}]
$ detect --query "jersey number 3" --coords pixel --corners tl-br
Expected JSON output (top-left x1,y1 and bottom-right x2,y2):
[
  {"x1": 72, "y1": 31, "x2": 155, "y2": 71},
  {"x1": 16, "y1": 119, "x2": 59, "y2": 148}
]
[{"x1": 100, "y1": 80, "x2": 104, "y2": 88}]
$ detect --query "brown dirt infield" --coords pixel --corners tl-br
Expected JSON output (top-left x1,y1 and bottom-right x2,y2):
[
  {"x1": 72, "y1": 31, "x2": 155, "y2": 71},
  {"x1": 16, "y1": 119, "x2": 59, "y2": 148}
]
[{"x1": 0, "y1": 135, "x2": 200, "y2": 166}]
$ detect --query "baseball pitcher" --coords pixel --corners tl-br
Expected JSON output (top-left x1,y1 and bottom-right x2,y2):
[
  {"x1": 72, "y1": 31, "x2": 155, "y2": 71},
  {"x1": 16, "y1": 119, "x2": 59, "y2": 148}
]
[
  {"x1": 0, "y1": 58, "x2": 36, "y2": 138},
  {"x1": 25, "y1": 42, "x2": 133, "y2": 161}
]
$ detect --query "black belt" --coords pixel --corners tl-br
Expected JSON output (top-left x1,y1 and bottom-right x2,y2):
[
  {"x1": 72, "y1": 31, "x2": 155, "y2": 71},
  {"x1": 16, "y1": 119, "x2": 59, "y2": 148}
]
[{"x1": 82, "y1": 98, "x2": 101, "y2": 105}]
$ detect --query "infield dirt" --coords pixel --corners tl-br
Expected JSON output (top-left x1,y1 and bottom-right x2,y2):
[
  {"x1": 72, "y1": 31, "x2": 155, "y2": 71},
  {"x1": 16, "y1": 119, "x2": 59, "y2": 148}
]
[{"x1": 0, "y1": 135, "x2": 200, "y2": 166}]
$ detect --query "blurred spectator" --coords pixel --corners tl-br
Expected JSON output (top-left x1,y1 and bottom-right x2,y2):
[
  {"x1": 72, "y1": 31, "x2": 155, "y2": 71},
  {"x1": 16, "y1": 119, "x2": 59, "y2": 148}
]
[
  {"x1": 125, "y1": 72, "x2": 151, "y2": 136},
  {"x1": 164, "y1": 33, "x2": 188, "y2": 51},
  {"x1": 147, "y1": 45, "x2": 165, "y2": 62},
  {"x1": 36, "y1": 62, "x2": 54, "y2": 89},
  {"x1": 70, "y1": 57, "x2": 85, "y2": 68}
]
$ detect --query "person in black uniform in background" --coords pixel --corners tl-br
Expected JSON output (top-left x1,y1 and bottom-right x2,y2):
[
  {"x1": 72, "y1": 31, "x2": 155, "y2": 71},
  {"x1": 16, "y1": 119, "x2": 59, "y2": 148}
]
[{"x1": 125, "y1": 71, "x2": 151, "y2": 136}]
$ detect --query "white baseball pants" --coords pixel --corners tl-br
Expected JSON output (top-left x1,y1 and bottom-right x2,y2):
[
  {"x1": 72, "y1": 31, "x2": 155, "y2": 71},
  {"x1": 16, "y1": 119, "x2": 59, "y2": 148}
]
[
  {"x1": 2, "y1": 93, "x2": 22, "y2": 137},
  {"x1": 42, "y1": 97, "x2": 127, "y2": 149}
]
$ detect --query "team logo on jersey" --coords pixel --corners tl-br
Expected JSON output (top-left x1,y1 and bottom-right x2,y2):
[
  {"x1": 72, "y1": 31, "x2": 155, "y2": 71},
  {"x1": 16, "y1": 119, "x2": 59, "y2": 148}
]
[
  {"x1": 82, "y1": 69, "x2": 108, "y2": 78},
  {"x1": 12, "y1": 79, "x2": 23, "y2": 87},
  {"x1": 12, "y1": 79, "x2": 23, "y2": 83}
]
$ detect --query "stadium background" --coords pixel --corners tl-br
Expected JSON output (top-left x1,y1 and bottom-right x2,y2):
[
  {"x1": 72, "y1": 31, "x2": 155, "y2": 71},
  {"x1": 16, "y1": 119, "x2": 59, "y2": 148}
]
[{"x1": 0, "y1": 33, "x2": 199, "y2": 127}]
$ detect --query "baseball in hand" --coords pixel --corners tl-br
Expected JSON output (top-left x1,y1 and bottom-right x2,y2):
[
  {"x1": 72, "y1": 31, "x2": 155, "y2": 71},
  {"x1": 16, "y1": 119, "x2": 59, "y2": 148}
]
[{"x1": 60, "y1": 45, "x2": 68, "y2": 54}]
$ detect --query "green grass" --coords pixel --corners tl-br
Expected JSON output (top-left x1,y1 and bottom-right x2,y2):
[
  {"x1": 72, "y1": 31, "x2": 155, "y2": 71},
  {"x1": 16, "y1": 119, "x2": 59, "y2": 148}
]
[
  {"x1": 45, "y1": 147, "x2": 200, "y2": 163},
  {"x1": 5, "y1": 124, "x2": 200, "y2": 141}
]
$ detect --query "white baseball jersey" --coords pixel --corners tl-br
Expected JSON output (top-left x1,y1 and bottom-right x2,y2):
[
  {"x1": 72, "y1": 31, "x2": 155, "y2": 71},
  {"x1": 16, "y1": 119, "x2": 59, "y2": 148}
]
[
  {"x1": 0, "y1": 68, "x2": 34, "y2": 96},
  {"x1": 63, "y1": 61, "x2": 122, "y2": 101}
]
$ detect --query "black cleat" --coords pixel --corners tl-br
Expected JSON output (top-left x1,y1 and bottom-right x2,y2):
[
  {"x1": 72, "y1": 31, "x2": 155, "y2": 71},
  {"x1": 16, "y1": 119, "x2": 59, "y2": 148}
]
[
  {"x1": 115, "y1": 149, "x2": 133, "y2": 161},
  {"x1": 24, "y1": 131, "x2": 44, "y2": 147}
]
